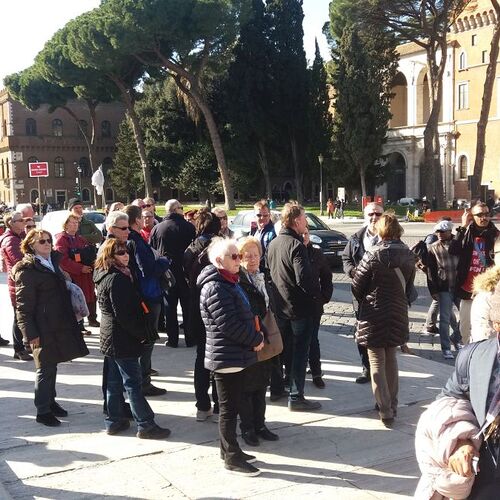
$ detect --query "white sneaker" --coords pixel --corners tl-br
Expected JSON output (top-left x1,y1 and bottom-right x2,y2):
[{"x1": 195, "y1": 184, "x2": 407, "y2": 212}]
[
  {"x1": 196, "y1": 409, "x2": 213, "y2": 422},
  {"x1": 442, "y1": 350, "x2": 454, "y2": 360}
]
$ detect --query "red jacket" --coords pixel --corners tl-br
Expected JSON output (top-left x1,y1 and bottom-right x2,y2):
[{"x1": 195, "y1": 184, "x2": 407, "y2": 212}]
[
  {"x1": 54, "y1": 232, "x2": 95, "y2": 303},
  {"x1": 0, "y1": 229, "x2": 24, "y2": 306}
]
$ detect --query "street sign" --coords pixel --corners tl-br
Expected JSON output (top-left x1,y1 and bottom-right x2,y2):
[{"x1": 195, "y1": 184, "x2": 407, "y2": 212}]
[{"x1": 29, "y1": 162, "x2": 49, "y2": 177}]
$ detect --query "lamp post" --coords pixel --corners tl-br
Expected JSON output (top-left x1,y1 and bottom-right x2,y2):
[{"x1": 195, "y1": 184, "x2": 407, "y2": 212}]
[
  {"x1": 74, "y1": 161, "x2": 82, "y2": 197},
  {"x1": 318, "y1": 153, "x2": 324, "y2": 216}
]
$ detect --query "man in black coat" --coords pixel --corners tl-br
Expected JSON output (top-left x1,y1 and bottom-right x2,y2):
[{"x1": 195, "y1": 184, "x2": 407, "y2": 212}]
[
  {"x1": 342, "y1": 202, "x2": 383, "y2": 384},
  {"x1": 150, "y1": 199, "x2": 195, "y2": 347},
  {"x1": 266, "y1": 202, "x2": 322, "y2": 412}
]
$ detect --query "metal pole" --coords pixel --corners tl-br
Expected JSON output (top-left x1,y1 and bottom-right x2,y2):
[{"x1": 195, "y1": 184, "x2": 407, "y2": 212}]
[
  {"x1": 37, "y1": 177, "x2": 41, "y2": 216},
  {"x1": 318, "y1": 154, "x2": 324, "y2": 216}
]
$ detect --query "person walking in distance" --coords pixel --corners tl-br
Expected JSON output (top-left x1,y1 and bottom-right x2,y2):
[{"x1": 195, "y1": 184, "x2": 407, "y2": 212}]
[
  {"x1": 449, "y1": 202, "x2": 499, "y2": 344},
  {"x1": 266, "y1": 202, "x2": 322, "y2": 411},
  {"x1": 342, "y1": 202, "x2": 383, "y2": 384}
]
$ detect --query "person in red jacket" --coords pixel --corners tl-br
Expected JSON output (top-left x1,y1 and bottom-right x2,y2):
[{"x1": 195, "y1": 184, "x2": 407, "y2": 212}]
[
  {"x1": 0, "y1": 212, "x2": 33, "y2": 359},
  {"x1": 54, "y1": 215, "x2": 97, "y2": 334}
]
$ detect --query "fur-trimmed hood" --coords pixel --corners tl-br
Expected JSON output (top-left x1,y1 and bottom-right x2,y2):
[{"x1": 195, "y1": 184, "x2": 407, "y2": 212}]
[{"x1": 473, "y1": 264, "x2": 500, "y2": 294}]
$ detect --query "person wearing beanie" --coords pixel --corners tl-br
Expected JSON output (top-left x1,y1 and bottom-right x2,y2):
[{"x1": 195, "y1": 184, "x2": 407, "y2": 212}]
[
  {"x1": 426, "y1": 219, "x2": 461, "y2": 359},
  {"x1": 68, "y1": 199, "x2": 103, "y2": 247}
]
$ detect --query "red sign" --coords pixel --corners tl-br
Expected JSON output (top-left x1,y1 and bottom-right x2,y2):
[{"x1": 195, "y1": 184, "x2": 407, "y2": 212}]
[{"x1": 29, "y1": 162, "x2": 49, "y2": 177}]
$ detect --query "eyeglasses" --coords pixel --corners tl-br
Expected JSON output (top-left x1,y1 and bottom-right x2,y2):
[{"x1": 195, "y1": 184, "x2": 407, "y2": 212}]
[
  {"x1": 113, "y1": 226, "x2": 130, "y2": 231},
  {"x1": 37, "y1": 238, "x2": 52, "y2": 245},
  {"x1": 26, "y1": 225, "x2": 36, "y2": 230},
  {"x1": 225, "y1": 253, "x2": 241, "y2": 261},
  {"x1": 367, "y1": 212, "x2": 383, "y2": 217},
  {"x1": 12, "y1": 218, "x2": 25, "y2": 223},
  {"x1": 143, "y1": 204, "x2": 152, "y2": 208},
  {"x1": 114, "y1": 250, "x2": 127, "y2": 256},
  {"x1": 473, "y1": 212, "x2": 490, "y2": 218},
  {"x1": 256, "y1": 213, "x2": 270, "y2": 218}
]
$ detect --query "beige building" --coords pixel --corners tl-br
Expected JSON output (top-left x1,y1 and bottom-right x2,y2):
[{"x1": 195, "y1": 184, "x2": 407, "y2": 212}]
[
  {"x1": 383, "y1": 0, "x2": 500, "y2": 204},
  {"x1": 0, "y1": 89, "x2": 125, "y2": 208}
]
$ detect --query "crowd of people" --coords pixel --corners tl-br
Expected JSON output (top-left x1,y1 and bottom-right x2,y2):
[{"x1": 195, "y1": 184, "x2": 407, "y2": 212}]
[{"x1": 1, "y1": 195, "x2": 500, "y2": 489}]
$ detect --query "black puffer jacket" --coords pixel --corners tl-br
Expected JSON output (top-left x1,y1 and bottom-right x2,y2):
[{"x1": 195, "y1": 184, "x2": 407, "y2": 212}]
[
  {"x1": 197, "y1": 265, "x2": 262, "y2": 371},
  {"x1": 352, "y1": 240, "x2": 415, "y2": 348},
  {"x1": 94, "y1": 267, "x2": 148, "y2": 358},
  {"x1": 13, "y1": 252, "x2": 89, "y2": 368}
]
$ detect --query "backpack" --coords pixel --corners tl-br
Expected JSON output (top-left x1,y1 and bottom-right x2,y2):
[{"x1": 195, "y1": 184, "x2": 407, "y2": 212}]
[{"x1": 410, "y1": 239, "x2": 429, "y2": 267}]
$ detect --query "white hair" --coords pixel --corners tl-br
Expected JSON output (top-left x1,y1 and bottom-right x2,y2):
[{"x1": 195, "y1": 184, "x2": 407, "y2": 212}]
[
  {"x1": 105, "y1": 211, "x2": 128, "y2": 230},
  {"x1": 364, "y1": 202, "x2": 384, "y2": 216},
  {"x1": 207, "y1": 237, "x2": 238, "y2": 268},
  {"x1": 16, "y1": 203, "x2": 34, "y2": 217},
  {"x1": 165, "y1": 199, "x2": 181, "y2": 214}
]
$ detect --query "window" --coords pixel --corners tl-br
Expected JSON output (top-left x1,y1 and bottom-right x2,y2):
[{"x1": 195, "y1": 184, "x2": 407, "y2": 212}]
[
  {"x1": 79, "y1": 156, "x2": 90, "y2": 177},
  {"x1": 101, "y1": 120, "x2": 111, "y2": 138},
  {"x1": 472, "y1": 34, "x2": 477, "y2": 46},
  {"x1": 25, "y1": 118, "x2": 37, "y2": 136},
  {"x1": 105, "y1": 188, "x2": 114, "y2": 202},
  {"x1": 458, "y1": 83, "x2": 469, "y2": 109},
  {"x1": 52, "y1": 119, "x2": 63, "y2": 137},
  {"x1": 482, "y1": 50, "x2": 488, "y2": 64},
  {"x1": 54, "y1": 157, "x2": 65, "y2": 177},
  {"x1": 82, "y1": 188, "x2": 91, "y2": 202},
  {"x1": 78, "y1": 120, "x2": 88, "y2": 138},
  {"x1": 102, "y1": 156, "x2": 113, "y2": 175},
  {"x1": 459, "y1": 156, "x2": 468, "y2": 179},
  {"x1": 459, "y1": 51, "x2": 467, "y2": 70}
]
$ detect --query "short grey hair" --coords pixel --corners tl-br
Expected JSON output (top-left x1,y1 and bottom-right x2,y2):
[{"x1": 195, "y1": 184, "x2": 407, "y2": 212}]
[
  {"x1": 207, "y1": 237, "x2": 238, "y2": 268},
  {"x1": 105, "y1": 211, "x2": 128, "y2": 230},
  {"x1": 165, "y1": 199, "x2": 181, "y2": 214},
  {"x1": 364, "y1": 202, "x2": 384, "y2": 216},
  {"x1": 143, "y1": 197, "x2": 155, "y2": 206},
  {"x1": 16, "y1": 203, "x2": 34, "y2": 217}
]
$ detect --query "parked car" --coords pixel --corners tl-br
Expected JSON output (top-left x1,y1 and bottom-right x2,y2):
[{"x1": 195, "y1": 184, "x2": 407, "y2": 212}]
[
  {"x1": 397, "y1": 197, "x2": 419, "y2": 207},
  {"x1": 230, "y1": 209, "x2": 348, "y2": 266},
  {"x1": 41, "y1": 209, "x2": 105, "y2": 239}
]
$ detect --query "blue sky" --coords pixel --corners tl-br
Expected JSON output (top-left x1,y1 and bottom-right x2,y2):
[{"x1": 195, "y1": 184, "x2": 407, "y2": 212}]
[{"x1": 1, "y1": 0, "x2": 332, "y2": 85}]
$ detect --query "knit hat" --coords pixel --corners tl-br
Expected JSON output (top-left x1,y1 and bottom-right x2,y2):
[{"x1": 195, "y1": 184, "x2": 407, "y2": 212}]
[
  {"x1": 490, "y1": 281, "x2": 500, "y2": 323},
  {"x1": 68, "y1": 198, "x2": 82, "y2": 210},
  {"x1": 434, "y1": 220, "x2": 453, "y2": 232}
]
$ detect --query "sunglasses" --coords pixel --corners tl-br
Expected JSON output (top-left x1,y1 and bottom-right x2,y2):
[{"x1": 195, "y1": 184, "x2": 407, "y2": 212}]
[
  {"x1": 367, "y1": 212, "x2": 383, "y2": 217},
  {"x1": 473, "y1": 212, "x2": 490, "y2": 218},
  {"x1": 113, "y1": 226, "x2": 129, "y2": 231},
  {"x1": 143, "y1": 204, "x2": 152, "y2": 208},
  {"x1": 225, "y1": 253, "x2": 241, "y2": 261},
  {"x1": 37, "y1": 238, "x2": 52, "y2": 245},
  {"x1": 256, "y1": 213, "x2": 270, "y2": 218},
  {"x1": 177, "y1": 206, "x2": 184, "y2": 210},
  {"x1": 115, "y1": 250, "x2": 128, "y2": 256},
  {"x1": 26, "y1": 225, "x2": 36, "y2": 230}
]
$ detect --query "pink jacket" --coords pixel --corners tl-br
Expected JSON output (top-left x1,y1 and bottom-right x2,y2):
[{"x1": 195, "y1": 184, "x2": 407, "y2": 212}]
[
  {"x1": 414, "y1": 396, "x2": 482, "y2": 499},
  {"x1": 0, "y1": 229, "x2": 24, "y2": 306}
]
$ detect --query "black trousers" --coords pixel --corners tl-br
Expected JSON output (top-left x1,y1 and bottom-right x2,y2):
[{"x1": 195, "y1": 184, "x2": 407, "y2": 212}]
[
  {"x1": 164, "y1": 280, "x2": 192, "y2": 347},
  {"x1": 358, "y1": 344, "x2": 370, "y2": 372},
  {"x1": 12, "y1": 311, "x2": 24, "y2": 353},
  {"x1": 214, "y1": 370, "x2": 244, "y2": 464},
  {"x1": 308, "y1": 312, "x2": 322, "y2": 377},
  {"x1": 194, "y1": 341, "x2": 218, "y2": 412},
  {"x1": 269, "y1": 354, "x2": 285, "y2": 396},
  {"x1": 469, "y1": 441, "x2": 500, "y2": 499},
  {"x1": 239, "y1": 387, "x2": 266, "y2": 433}
]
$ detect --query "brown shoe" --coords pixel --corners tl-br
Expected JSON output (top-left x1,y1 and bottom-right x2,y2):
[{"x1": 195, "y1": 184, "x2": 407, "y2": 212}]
[{"x1": 400, "y1": 344, "x2": 414, "y2": 355}]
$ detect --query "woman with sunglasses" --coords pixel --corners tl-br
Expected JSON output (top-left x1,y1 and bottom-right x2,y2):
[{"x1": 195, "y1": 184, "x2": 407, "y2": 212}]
[
  {"x1": 198, "y1": 238, "x2": 264, "y2": 476},
  {"x1": 212, "y1": 207, "x2": 234, "y2": 238},
  {"x1": 13, "y1": 229, "x2": 89, "y2": 427},
  {"x1": 93, "y1": 238, "x2": 171, "y2": 439}
]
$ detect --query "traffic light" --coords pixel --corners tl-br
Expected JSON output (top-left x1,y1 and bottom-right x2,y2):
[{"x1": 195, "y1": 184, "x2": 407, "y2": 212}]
[{"x1": 74, "y1": 186, "x2": 81, "y2": 196}]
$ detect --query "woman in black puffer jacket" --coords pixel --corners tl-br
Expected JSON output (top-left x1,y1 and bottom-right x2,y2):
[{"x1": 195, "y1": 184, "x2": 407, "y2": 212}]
[
  {"x1": 197, "y1": 237, "x2": 264, "y2": 476},
  {"x1": 352, "y1": 213, "x2": 415, "y2": 427}
]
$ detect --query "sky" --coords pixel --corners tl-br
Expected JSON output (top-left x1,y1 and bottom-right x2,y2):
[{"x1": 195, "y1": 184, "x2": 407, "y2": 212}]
[{"x1": 1, "y1": 0, "x2": 332, "y2": 87}]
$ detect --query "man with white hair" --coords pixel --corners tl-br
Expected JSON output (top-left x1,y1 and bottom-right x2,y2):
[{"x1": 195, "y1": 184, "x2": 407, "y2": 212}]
[
  {"x1": 342, "y1": 202, "x2": 384, "y2": 384},
  {"x1": 150, "y1": 199, "x2": 195, "y2": 347},
  {"x1": 16, "y1": 203, "x2": 35, "y2": 220}
]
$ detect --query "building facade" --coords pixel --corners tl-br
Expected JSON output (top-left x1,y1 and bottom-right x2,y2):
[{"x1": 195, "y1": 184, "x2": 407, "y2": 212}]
[
  {"x1": 382, "y1": 0, "x2": 500, "y2": 204},
  {"x1": 0, "y1": 90, "x2": 125, "y2": 208}
]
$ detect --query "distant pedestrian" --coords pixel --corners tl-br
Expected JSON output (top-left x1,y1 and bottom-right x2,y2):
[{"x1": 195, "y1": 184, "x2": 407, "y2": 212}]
[
  {"x1": 326, "y1": 198, "x2": 334, "y2": 219},
  {"x1": 250, "y1": 200, "x2": 276, "y2": 272}
]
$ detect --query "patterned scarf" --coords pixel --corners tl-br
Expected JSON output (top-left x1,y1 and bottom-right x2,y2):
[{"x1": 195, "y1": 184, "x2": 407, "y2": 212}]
[{"x1": 114, "y1": 263, "x2": 133, "y2": 281}]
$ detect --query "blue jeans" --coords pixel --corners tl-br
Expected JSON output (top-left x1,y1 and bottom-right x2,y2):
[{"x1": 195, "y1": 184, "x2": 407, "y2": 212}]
[
  {"x1": 437, "y1": 292, "x2": 462, "y2": 351},
  {"x1": 277, "y1": 316, "x2": 314, "y2": 400},
  {"x1": 426, "y1": 298, "x2": 459, "y2": 333},
  {"x1": 105, "y1": 356, "x2": 155, "y2": 432}
]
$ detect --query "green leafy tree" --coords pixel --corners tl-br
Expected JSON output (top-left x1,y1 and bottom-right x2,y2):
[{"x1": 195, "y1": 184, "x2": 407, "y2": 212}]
[
  {"x1": 331, "y1": 23, "x2": 398, "y2": 196},
  {"x1": 266, "y1": 0, "x2": 310, "y2": 202},
  {"x1": 110, "y1": 118, "x2": 144, "y2": 201}
]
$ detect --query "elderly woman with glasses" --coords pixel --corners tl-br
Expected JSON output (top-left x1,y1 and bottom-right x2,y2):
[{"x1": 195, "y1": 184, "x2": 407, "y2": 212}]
[
  {"x1": 12, "y1": 229, "x2": 89, "y2": 427},
  {"x1": 94, "y1": 238, "x2": 171, "y2": 439},
  {"x1": 197, "y1": 237, "x2": 264, "y2": 476}
]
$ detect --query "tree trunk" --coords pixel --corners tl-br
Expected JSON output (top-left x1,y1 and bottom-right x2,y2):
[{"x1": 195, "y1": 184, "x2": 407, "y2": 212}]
[
  {"x1": 110, "y1": 76, "x2": 153, "y2": 198},
  {"x1": 359, "y1": 164, "x2": 367, "y2": 198},
  {"x1": 257, "y1": 140, "x2": 272, "y2": 199},
  {"x1": 472, "y1": 1, "x2": 500, "y2": 200},
  {"x1": 290, "y1": 136, "x2": 303, "y2": 203},
  {"x1": 154, "y1": 52, "x2": 235, "y2": 210}
]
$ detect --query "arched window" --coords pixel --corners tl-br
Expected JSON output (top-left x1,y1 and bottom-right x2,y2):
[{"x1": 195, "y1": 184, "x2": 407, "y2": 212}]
[
  {"x1": 459, "y1": 51, "x2": 467, "y2": 70},
  {"x1": 79, "y1": 157, "x2": 91, "y2": 177},
  {"x1": 54, "y1": 157, "x2": 65, "y2": 178},
  {"x1": 52, "y1": 119, "x2": 63, "y2": 137},
  {"x1": 82, "y1": 188, "x2": 91, "y2": 202},
  {"x1": 459, "y1": 155, "x2": 468, "y2": 179},
  {"x1": 26, "y1": 118, "x2": 37, "y2": 136},
  {"x1": 30, "y1": 189, "x2": 39, "y2": 203},
  {"x1": 78, "y1": 120, "x2": 88, "y2": 138},
  {"x1": 101, "y1": 120, "x2": 111, "y2": 138},
  {"x1": 105, "y1": 188, "x2": 114, "y2": 202}
]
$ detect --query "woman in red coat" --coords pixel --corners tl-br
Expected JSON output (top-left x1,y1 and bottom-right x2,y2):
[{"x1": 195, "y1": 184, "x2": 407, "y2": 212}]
[{"x1": 55, "y1": 215, "x2": 97, "y2": 334}]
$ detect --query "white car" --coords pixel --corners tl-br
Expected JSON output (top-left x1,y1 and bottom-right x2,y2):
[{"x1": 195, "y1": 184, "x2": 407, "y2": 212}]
[{"x1": 41, "y1": 210, "x2": 105, "y2": 239}]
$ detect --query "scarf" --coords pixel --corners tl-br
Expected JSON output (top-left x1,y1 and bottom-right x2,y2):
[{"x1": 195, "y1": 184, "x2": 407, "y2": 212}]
[
  {"x1": 218, "y1": 268, "x2": 239, "y2": 284},
  {"x1": 114, "y1": 263, "x2": 133, "y2": 281}
]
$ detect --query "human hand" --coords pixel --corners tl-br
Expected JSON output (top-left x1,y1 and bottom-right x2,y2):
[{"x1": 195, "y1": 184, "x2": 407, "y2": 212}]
[
  {"x1": 30, "y1": 337, "x2": 40, "y2": 349},
  {"x1": 461, "y1": 209, "x2": 473, "y2": 227},
  {"x1": 253, "y1": 341, "x2": 265, "y2": 352},
  {"x1": 448, "y1": 439, "x2": 478, "y2": 477},
  {"x1": 431, "y1": 294, "x2": 438, "y2": 301},
  {"x1": 82, "y1": 265, "x2": 93, "y2": 273}
]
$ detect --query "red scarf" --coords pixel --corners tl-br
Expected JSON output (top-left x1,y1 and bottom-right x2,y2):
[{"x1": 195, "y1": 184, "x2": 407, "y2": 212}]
[{"x1": 219, "y1": 268, "x2": 239, "y2": 284}]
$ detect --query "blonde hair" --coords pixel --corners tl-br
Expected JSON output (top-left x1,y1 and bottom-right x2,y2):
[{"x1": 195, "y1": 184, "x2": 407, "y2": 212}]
[
  {"x1": 281, "y1": 201, "x2": 304, "y2": 229},
  {"x1": 237, "y1": 236, "x2": 262, "y2": 258},
  {"x1": 21, "y1": 229, "x2": 52, "y2": 255},
  {"x1": 375, "y1": 213, "x2": 403, "y2": 240},
  {"x1": 94, "y1": 239, "x2": 128, "y2": 271},
  {"x1": 63, "y1": 214, "x2": 80, "y2": 231}
]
